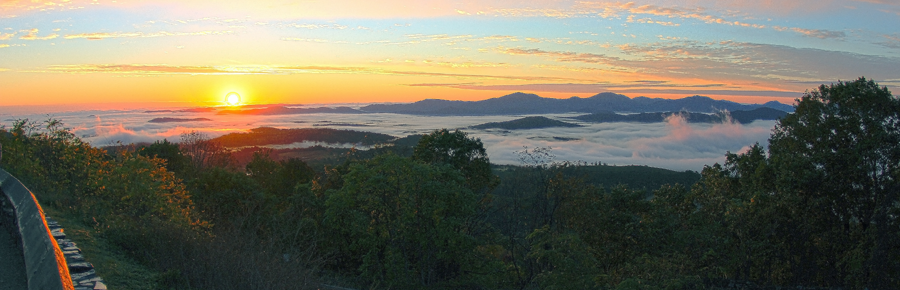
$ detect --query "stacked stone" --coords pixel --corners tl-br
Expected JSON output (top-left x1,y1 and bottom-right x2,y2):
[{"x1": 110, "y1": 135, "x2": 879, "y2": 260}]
[{"x1": 45, "y1": 217, "x2": 107, "y2": 290}]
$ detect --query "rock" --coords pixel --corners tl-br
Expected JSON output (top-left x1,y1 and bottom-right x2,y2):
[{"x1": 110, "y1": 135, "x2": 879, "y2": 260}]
[
  {"x1": 66, "y1": 254, "x2": 86, "y2": 263},
  {"x1": 93, "y1": 281, "x2": 107, "y2": 290},
  {"x1": 68, "y1": 262, "x2": 94, "y2": 273},
  {"x1": 70, "y1": 269, "x2": 95, "y2": 281},
  {"x1": 51, "y1": 228, "x2": 66, "y2": 239}
]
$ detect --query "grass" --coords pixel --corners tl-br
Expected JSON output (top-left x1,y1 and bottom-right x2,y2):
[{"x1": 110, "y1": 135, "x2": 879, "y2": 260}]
[{"x1": 42, "y1": 206, "x2": 162, "y2": 290}]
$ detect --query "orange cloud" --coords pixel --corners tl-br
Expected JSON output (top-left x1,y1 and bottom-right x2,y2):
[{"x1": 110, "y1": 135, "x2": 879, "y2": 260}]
[
  {"x1": 0, "y1": 0, "x2": 79, "y2": 15},
  {"x1": 0, "y1": 32, "x2": 15, "y2": 40},
  {"x1": 39, "y1": 64, "x2": 588, "y2": 82},
  {"x1": 19, "y1": 28, "x2": 58, "y2": 40},
  {"x1": 790, "y1": 27, "x2": 846, "y2": 39},
  {"x1": 490, "y1": 8, "x2": 579, "y2": 18},
  {"x1": 626, "y1": 15, "x2": 680, "y2": 26}
]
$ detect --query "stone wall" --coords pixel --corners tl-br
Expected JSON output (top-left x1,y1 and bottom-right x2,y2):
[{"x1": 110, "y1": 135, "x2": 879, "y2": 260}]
[
  {"x1": 0, "y1": 168, "x2": 74, "y2": 290},
  {"x1": 46, "y1": 216, "x2": 107, "y2": 290}
]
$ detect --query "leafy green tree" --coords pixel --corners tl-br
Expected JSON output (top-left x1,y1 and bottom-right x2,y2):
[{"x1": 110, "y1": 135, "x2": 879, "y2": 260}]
[
  {"x1": 685, "y1": 146, "x2": 788, "y2": 284},
  {"x1": 139, "y1": 139, "x2": 188, "y2": 174},
  {"x1": 245, "y1": 149, "x2": 317, "y2": 199},
  {"x1": 686, "y1": 77, "x2": 900, "y2": 288},
  {"x1": 766, "y1": 77, "x2": 900, "y2": 288},
  {"x1": 246, "y1": 149, "x2": 282, "y2": 191},
  {"x1": 188, "y1": 166, "x2": 259, "y2": 222},
  {"x1": 413, "y1": 129, "x2": 497, "y2": 193},
  {"x1": 324, "y1": 154, "x2": 480, "y2": 288}
]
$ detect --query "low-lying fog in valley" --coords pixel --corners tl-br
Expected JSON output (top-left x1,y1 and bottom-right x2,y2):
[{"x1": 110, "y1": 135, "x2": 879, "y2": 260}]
[{"x1": 0, "y1": 103, "x2": 777, "y2": 171}]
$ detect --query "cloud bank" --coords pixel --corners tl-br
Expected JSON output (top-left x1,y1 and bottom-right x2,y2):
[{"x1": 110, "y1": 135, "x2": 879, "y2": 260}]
[{"x1": 0, "y1": 105, "x2": 778, "y2": 171}]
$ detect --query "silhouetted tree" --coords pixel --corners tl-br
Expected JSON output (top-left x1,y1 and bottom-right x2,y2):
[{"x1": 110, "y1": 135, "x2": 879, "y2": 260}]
[
  {"x1": 413, "y1": 129, "x2": 498, "y2": 194},
  {"x1": 140, "y1": 139, "x2": 188, "y2": 173},
  {"x1": 180, "y1": 131, "x2": 233, "y2": 171}
]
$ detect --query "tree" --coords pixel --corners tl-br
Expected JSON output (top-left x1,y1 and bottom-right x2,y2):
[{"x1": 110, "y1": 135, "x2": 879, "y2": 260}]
[
  {"x1": 413, "y1": 129, "x2": 497, "y2": 194},
  {"x1": 324, "y1": 154, "x2": 480, "y2": 288},
  {"x1": 692, "y1": 77, "x2": 900, "y2": 288},
  {"x1": 179, "y1": 131, "x2": 233, "y2": 171},
  {"x1": 412, "y1": 129, "x2": 500, "y2": 261},
  {"x1": 245, "y1": 149, "x2": 316, "y2": 198},
  {"x1": 140, "y1": 139, "x2": 188, "y2": 173},
  {"x1": 766, "y1": 77, "x2": 900, "y2": 288}
]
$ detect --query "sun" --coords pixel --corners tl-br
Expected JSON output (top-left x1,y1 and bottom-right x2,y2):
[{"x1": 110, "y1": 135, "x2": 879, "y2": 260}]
[{"x1": 225, "y1": 92, "x2": 241, "y2": 106}]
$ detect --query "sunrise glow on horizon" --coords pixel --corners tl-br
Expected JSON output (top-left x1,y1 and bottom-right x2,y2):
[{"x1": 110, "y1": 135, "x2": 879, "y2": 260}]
[{"x1": 1, "y1": 0, "x2": 899, "y2": 107}]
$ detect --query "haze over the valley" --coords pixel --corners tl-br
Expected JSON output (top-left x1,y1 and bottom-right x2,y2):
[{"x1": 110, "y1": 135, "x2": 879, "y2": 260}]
[{"x1": 1, "y1": 93, "x2": 785, "y2": 171}]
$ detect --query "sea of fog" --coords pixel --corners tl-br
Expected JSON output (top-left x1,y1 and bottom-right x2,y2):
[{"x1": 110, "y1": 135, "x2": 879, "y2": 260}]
[{"x1": 0, "y1": 103, "x2": 778, "y2": 171}]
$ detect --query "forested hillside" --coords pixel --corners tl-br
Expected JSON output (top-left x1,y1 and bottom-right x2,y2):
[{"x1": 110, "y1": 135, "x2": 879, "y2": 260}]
[{"x1": 0, "y1": 77, "x2": 897, "y2": 289}]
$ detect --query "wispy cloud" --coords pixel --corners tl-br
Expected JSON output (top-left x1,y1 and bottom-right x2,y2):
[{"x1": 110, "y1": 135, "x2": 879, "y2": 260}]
[
  {"x1": 415, "y1": 59, "x2": 510, "y2": 69},
  {"x1": 626, "y1": 15, "x2": 679, "y2": 26},
  {"x1": 791, "y1": 27, "x2": 846, "y2": 39},
  {"x1": 278, "y1": 66, "x2": 585, "y2": 82},
  {"x1": 506, "y1": 39, "x2": 900, "y2": 82},
  {"x1": 400, "y1": 34, "x2": 520, "y2": 45},
  {"x1": 879, "y1": 34, "x2": 900, "y2": 49},
  {"x1": 853, "y1": 0, "x2": 900, "y2": 5},
  {"x1": 280, "y1": 37, "x2": 349, "y2": 44},
  {"x1": 490, "y1": 8, "x2": 580, "y2": 18},
  {"x1": 499, "y1": 47, "x2": 621, "y2": 66},
  {"x1": 280, "y1": 33, "x2": 528, "y2": 47},
  {"x1": 488, "y1": 1, "x2": 869, "y2": 38},
  {"x1": 0, "y1": 0, "x2": 84, "y2": 16},
  {"x1": 286, "y1": 23, "x2": 349, "y2": 30},
  {"x1": 63, "y1": 30, "x2": 233, "y2": 40},
  {"x1": 19, "y1": 28, "x2": 57, "y2": 40},
  {"x1": 40, "y1": 64, "x2": 588, "y2": 82},
  {"x1": 47, "y1": 64, "x2": 241, "y2": 75},
  {"x1": 0, "y1": 32, "x2": 15, "y2": 40},
  {"x1": 506, "y1": 1, "x2": 770, "y2": 29}
]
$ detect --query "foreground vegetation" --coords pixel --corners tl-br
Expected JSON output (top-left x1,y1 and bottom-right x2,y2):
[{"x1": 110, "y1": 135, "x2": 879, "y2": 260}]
[{"x1": 0, "y1": 78, "x2": 898, "y2": 289}]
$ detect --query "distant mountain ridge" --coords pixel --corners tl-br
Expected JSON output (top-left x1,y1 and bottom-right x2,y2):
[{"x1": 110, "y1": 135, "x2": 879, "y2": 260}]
[{"x1": 360, "y1": 92, "x2": 795, "y2": 115}]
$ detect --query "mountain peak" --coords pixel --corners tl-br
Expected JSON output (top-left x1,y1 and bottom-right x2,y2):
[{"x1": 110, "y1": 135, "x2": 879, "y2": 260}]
[
  {"x1": 497, "y1": 92, "x2": 542, "y2": 100},
  {"x1": 588, "y1": 92, "x2": 630, "y2": 101},
  {"x1": 683, "y1": 95, "x2": 716, "y2": 101}
]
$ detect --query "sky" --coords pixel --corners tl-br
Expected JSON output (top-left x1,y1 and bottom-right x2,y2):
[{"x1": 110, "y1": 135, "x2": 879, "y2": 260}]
[{"x1": 1, "y1": 0, "x2": 899, "y2": 107}]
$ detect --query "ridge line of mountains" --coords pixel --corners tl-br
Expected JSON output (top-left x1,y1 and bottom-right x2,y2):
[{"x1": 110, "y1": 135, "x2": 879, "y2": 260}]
[
  {"x1": 206, "y1": 92, "x2": 794, "y2": 116},
  {"x1": 359, "y1": 92, "x2": 795, "y2": 115}
]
